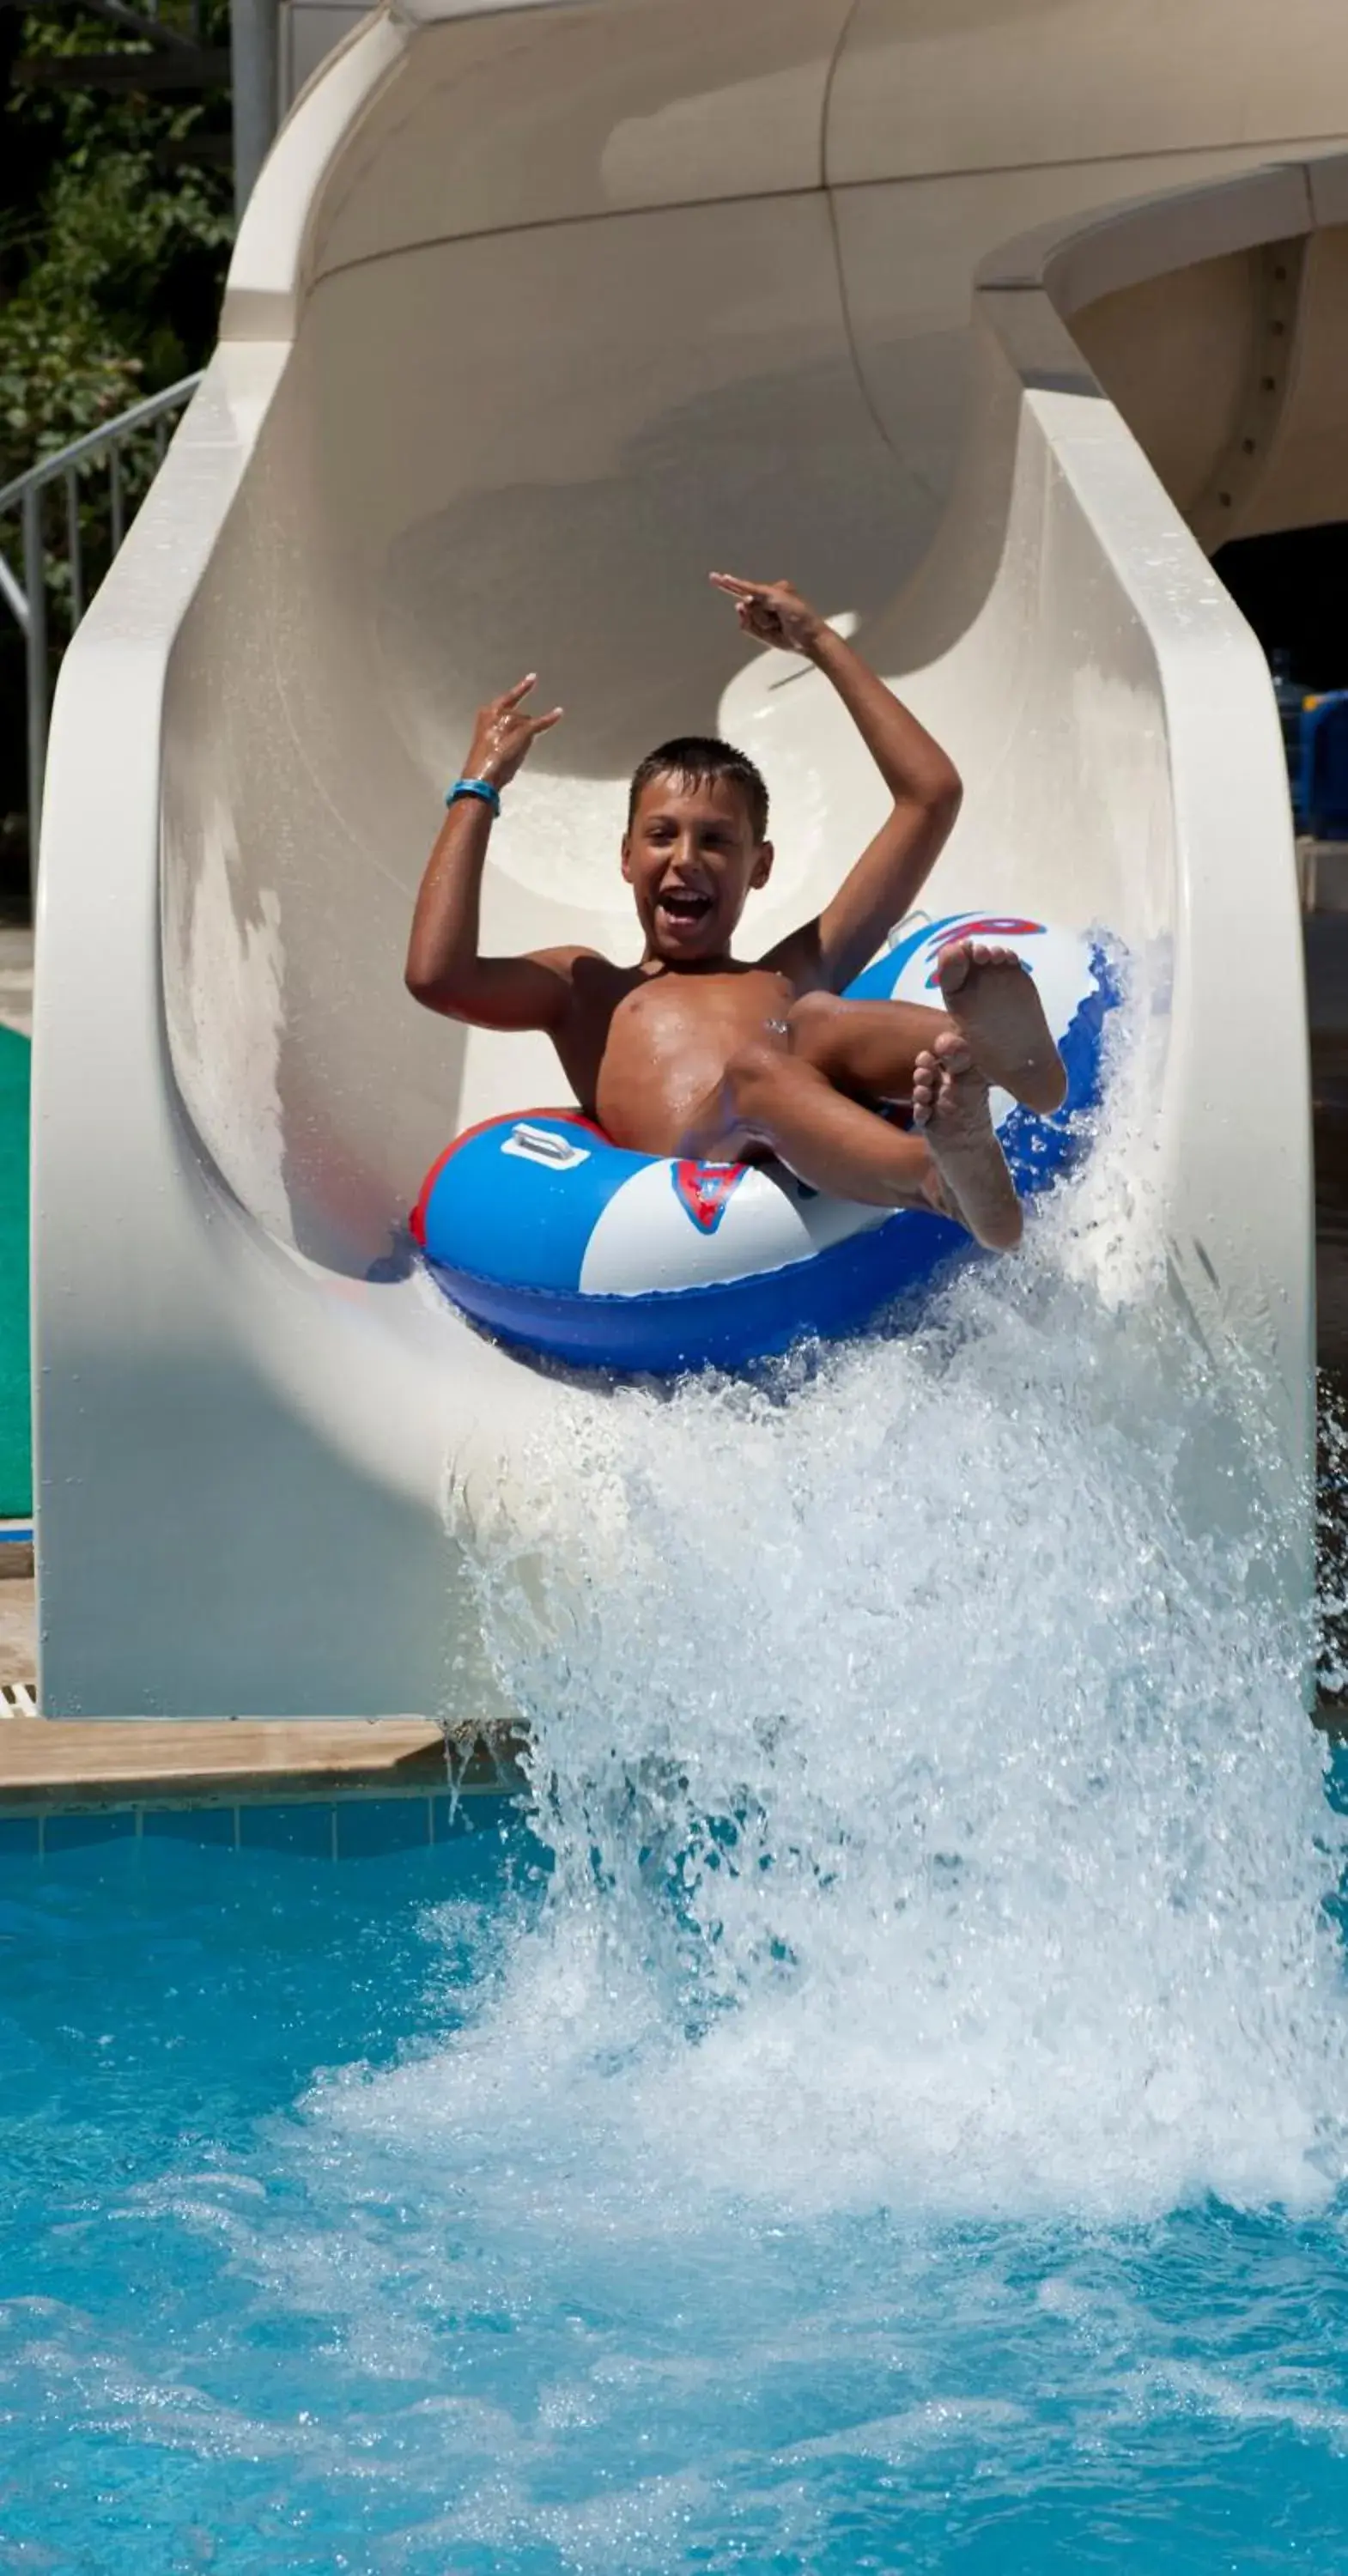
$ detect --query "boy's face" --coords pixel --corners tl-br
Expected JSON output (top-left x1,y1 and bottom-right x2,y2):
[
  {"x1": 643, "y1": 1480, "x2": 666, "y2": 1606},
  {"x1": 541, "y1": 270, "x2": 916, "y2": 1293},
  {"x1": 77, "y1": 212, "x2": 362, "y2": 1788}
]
[{"x1": 622, "y1": 772, "x2": 773, "y2": 964}]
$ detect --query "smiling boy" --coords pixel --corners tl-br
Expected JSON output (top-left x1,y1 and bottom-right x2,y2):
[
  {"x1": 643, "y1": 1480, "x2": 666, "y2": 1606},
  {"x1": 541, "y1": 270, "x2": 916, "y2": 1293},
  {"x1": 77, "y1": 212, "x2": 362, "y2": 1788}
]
[{"x1": 405, "y1": 574, "x2": 1066, "y2": 1249}]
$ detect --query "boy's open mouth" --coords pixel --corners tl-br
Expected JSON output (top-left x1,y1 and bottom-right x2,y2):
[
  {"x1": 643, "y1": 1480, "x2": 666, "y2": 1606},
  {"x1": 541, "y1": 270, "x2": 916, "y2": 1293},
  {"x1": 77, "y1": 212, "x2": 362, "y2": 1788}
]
[{"x1": 658, "y1": 887, "x2": 714, "y2": 927}]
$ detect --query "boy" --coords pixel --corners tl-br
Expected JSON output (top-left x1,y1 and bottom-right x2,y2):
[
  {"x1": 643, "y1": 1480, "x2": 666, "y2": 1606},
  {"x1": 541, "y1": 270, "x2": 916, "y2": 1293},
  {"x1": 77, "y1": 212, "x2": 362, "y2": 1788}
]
[{"x1": 405, "y1": 574, "x2": 1066, "y2": 1249}]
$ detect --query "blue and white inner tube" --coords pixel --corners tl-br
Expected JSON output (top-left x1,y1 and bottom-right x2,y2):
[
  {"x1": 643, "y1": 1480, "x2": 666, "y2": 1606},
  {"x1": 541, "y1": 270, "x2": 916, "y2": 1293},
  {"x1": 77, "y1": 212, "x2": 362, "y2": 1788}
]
[{"x1": 412, "y1": 912, "x2": 1118, "y2": 1374}]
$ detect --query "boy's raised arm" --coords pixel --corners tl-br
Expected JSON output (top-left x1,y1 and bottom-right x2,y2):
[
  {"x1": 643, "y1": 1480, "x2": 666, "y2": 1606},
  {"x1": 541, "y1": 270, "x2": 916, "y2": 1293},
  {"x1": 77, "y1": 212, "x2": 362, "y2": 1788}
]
[
  {"x1": 710, "y1": 574, "x2": 962, "y2": 993},
  {"x1": 405, "y1": 676, "x2": 582, "y2": 1030}
]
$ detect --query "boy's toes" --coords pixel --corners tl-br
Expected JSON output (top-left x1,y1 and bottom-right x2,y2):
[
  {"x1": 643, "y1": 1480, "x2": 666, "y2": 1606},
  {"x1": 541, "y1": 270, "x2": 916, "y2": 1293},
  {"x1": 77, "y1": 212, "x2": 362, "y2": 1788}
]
[
  {"x1": 933, "y1": 1028, "x2": 972, "y2": 1071},
  {"x1": 911, "y1": 1048, "x2": 940, "y2": 1128},
  {"x1": 936, "y1": 939, "x2": 974, "y2": 998}
]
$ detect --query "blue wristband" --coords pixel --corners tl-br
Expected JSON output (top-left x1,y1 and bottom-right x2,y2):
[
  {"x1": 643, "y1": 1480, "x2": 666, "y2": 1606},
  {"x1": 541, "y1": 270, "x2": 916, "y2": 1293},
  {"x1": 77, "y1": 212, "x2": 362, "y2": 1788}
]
[{"x1": 447, "y1": 775, "x2": 501, "y2": 817}]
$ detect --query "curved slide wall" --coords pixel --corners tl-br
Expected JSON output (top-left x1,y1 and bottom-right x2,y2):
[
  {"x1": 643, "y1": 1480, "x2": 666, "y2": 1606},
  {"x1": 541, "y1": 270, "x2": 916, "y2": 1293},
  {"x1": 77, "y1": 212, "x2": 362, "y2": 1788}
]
[{"x1": 32, "y1": 0, "x2": 1348, "y2": 1716}]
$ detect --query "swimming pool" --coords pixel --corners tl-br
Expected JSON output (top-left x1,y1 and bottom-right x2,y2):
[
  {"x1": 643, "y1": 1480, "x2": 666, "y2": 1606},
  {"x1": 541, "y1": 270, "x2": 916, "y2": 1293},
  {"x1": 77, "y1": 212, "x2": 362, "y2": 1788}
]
[
  {"x1": 7, "y1": 1243, "x2": 1348, "y2": 2572},
  {"x1": 3, "y1": 1801, "x2": 1348, "y2": 2575}
]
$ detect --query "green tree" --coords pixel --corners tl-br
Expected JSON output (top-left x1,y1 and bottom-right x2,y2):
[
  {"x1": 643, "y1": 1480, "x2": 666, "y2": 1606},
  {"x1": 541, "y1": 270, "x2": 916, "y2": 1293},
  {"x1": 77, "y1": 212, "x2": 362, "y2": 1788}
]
[{"x1": 0, "y1": 3, "x2": 234, "y2": 900}]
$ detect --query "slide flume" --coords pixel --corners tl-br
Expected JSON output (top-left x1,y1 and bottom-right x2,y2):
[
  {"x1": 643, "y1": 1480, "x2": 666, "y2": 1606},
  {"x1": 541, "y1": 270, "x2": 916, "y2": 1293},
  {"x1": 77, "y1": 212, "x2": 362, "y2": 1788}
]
[{"x1": 33, "y1": 0, "x2": 1347, "y2": 1716}]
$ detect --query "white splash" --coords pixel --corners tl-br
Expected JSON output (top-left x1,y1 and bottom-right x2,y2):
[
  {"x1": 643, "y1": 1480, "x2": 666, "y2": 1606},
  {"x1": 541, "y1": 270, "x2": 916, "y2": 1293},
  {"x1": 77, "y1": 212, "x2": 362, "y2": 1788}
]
[{"x1": 319, "y1": 1058, "x2": 1348, "y2": 2236}]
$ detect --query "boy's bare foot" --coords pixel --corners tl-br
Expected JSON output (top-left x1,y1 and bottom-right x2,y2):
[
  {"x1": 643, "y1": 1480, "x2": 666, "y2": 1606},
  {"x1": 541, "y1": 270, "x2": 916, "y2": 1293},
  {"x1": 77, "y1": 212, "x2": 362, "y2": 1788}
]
[
  {"x1": 936, "y1": 940, "x2": 1068, "y2": 1115},
  {"x1": 912, "y1": 1039, "x2": 1023, "y2": 1250}
]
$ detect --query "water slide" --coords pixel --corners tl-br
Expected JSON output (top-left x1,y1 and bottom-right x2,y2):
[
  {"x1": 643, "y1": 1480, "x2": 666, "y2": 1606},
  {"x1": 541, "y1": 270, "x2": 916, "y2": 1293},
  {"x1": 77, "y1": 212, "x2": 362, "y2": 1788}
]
[{"x1": 31, "y1": 0, "x2": 1348, "y2": 1719}]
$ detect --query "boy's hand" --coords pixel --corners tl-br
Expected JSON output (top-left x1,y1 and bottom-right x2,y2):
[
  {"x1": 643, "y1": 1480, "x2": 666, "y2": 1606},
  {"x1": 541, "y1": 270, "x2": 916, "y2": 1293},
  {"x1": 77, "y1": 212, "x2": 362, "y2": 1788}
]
[
  {"x1": 464, "y1": 674, "x2": 563, "y2": 790},
  {"x1": 710, "y1": 572, "x2": 826, "y2": 658}
]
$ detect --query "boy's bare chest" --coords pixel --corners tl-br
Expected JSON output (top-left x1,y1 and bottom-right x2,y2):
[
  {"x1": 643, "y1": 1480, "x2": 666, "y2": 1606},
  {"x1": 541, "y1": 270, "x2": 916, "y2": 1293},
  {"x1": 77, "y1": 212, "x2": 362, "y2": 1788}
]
[
  {"x1": 609, "y1": 965, "x2": 791, "y2": 1060},
  {"x1": 563, "y1": 963, "x2": 793, "y2": 1151}
]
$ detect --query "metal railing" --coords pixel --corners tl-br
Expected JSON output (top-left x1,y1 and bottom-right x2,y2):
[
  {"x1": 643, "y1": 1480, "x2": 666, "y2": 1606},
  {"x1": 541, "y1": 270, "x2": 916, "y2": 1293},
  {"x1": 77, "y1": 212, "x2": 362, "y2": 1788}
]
[{"x1": 0, "y1": 371, "x2": 203, "y2": 877}]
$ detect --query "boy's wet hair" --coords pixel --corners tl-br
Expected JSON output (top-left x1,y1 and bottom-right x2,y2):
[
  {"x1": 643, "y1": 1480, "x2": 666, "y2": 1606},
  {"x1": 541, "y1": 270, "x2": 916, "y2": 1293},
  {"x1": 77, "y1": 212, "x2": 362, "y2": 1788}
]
[{"x1": 627, "y1": 738, "x2": 768, "y2": 842}]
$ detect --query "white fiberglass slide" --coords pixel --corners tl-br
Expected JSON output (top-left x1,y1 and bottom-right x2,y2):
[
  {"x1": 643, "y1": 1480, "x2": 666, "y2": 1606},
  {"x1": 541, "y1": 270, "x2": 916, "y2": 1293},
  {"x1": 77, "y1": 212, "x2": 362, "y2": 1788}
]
[{"x1": 31, "y1": 0, "x2": 1348, "y2": 1717}]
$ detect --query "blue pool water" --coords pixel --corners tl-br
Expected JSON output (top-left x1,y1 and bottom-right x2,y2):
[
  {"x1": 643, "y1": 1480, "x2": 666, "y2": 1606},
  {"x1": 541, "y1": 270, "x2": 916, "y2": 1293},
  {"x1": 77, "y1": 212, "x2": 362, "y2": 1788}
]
[
  {"x1": 7, "y1": 1225, "x2": 1348, "y2": 2569},
  {"x1": 4, "y1": 1815, "x2": 1348, "y2": 2573}
]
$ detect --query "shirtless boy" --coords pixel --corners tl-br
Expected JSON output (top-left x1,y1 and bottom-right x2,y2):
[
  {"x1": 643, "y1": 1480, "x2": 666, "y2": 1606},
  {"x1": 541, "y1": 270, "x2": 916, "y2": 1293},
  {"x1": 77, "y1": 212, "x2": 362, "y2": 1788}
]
[{"x1": 405, "y1": 574, "x2": 1066, "y2": 1248}]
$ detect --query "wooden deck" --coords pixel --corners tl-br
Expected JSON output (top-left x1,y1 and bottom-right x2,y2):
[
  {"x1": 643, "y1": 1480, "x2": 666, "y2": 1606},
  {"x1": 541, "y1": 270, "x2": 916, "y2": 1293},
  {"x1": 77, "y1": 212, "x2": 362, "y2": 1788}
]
[
  {"x1": 0, "y1": 1714, "x2": 525, "y2": 1811},
  {"x1": 0, "y1": 1542, "x2": 525, "y2": 1809}
]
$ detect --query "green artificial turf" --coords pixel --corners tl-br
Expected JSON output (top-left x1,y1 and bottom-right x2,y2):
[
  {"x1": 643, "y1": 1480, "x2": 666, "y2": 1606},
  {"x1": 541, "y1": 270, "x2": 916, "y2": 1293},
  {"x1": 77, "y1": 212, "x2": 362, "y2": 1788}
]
[{"x1": 0, "y1": 1026, "x2": 31, "y2": 1518}]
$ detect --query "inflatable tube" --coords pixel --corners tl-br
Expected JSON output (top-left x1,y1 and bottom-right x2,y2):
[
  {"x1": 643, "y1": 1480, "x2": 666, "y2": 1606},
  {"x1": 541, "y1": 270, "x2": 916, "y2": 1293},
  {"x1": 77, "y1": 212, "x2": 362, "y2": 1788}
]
[{"x1": 412, "y1": 914, "x2": 1119, "y2": 1373}]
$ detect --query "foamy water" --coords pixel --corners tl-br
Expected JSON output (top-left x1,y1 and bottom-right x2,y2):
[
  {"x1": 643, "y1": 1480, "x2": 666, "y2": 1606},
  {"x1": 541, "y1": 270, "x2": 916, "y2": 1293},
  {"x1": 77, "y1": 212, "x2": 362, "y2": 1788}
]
[
  {"x1": 9, "y1": 1098, "x2": 1347, "y2": 2572},
  {"x1": 318, "y1": 1070, "x2": 1348, "y2": 2236}
]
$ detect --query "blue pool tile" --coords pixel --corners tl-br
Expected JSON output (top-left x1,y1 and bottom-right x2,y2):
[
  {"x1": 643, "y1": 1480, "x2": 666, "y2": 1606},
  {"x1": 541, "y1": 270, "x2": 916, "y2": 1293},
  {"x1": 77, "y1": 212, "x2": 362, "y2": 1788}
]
[
  {"x1": 239, "y1": 1802, "x2": 335, "y2": 1857},
  {"x1": 336, "y1": 1797, "x2": 433, "y2": 1858},
  {"x1": 143, "y1": 1805, "x2": 237, "y2": 1846},
  {"x1": 434, "y1": 1790, "x2": 517, "y2": 1843},
  {"x1": 0, "y1": 1814, "x2": 39, "y2": 1855},
  {"x1": 44, "y1": 1810, "x2": 136, "y2": 1851}
]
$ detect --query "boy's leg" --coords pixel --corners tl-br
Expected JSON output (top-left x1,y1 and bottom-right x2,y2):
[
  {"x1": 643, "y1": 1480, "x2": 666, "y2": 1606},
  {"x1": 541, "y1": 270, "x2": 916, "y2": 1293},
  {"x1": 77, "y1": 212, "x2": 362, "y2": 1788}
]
[
  {"x1": 679, "y1": 1036, "x2": 1023, "y2": 1249},
  {"x1": 676, "y1": 945, "x2": 1066, "y2": 1250},
  {"x1": 783, "y1": 990, "x2": 946, "y2": 1103},
  {"x1": 787, "y1": 941, "x2": 1067, "y2": 1117}
]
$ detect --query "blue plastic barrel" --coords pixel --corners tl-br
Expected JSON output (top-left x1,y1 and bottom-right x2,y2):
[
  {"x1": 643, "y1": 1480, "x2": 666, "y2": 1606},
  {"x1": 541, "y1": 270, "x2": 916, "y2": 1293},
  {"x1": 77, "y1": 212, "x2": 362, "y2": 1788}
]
[
  {"x1": 1302, "y1": 691, "x2": 1348, "y2": 841},
  {"x1": 1272, "y1": 651, "x2": 1306, "y2": 826}
]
